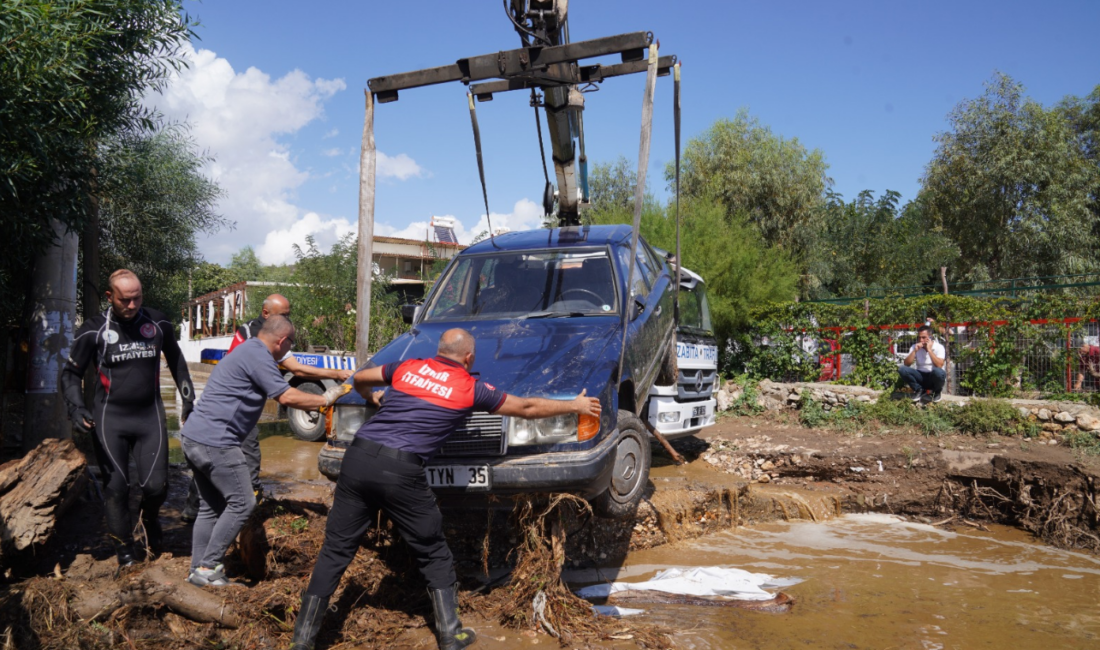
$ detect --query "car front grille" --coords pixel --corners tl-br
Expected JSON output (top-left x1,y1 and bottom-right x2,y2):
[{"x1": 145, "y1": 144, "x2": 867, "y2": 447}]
[
  {"x1": 439, "y1": 412, "x2": 505, "y2": 457},
  {"x1": 677, "y1": 368, "x2": 718, "y2": 400}
]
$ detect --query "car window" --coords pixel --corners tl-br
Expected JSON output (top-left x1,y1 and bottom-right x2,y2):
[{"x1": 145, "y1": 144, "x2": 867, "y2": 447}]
[
  {"x1": 679, "y1": 282, "x2": 713, "y2": 334},
  {"x1": 422, "y1": 248, "x2": 618, "y2": 320},
  {"x1": 617, "y1": 246, "x2": 649, "y2": 298}
]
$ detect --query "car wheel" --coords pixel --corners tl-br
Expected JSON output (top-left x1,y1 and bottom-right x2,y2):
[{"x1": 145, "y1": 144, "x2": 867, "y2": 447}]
[
  {"x1": 593, "y1": 410, "x2": 652, "y2": 520},
  {"x1": 288, "y1": 382, "x2": 327, "y2": 442}
]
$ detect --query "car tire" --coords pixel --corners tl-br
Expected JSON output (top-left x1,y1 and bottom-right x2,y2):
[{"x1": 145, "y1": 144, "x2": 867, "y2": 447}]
[
  {"x1": 593, "y1": 410, "x2": 652, "y2": 520},
  {"x1": 288, "y1": 382, "x2": 327, "y2": 442}
]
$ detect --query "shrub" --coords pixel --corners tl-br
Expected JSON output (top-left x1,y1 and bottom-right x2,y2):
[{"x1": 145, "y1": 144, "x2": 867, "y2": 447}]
[{"x1": 950, "y1": 399, "x2": 1021, "y2": 435}]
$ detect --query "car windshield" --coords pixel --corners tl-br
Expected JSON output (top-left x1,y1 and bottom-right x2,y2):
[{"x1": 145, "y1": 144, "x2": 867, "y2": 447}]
[
  {"x1": 679, "y1": 282, "x2": 713, "y2": 334},
  {"x1": 422, "y1": 249, "x2": 619, "y2": 321}
]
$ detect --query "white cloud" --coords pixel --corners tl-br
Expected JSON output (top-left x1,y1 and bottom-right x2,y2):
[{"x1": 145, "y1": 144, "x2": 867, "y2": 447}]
[
  {"x1": 377, "y1": 151, "x2": 424, "y2": 180},
  {"x1": 322, "y1": 147, "x2": 342, "y2": 157},
  {"x1": 145, "y1": 43, "x2": 347, "y2": 262},
  {"x1": 257, "y1": 212, "x2": 357, "y2": 265},
  {"x1": 378, "y1": 198, "x2": 544, "y2": 244},
  {"x1": 323, "y1": 128, "x2": 340, "y2": 139}
]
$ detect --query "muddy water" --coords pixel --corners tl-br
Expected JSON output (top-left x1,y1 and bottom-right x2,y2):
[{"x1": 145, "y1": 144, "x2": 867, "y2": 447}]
[{"x1": 567, "y1": 514, "x2": 1100, "y2": 649}]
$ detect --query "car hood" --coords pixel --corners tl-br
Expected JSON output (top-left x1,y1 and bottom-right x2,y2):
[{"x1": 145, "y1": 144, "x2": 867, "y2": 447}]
[{"x1": 336, "y1": 318, "x2": 622, "y2": 405}]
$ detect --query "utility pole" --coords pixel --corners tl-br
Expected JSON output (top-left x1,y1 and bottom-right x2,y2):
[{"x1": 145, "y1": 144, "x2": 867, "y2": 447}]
[
  {"x1": 23, "y1": 219, "x2": 80, "y2": 452},
  {"x1": 356, "y1": 90, "x2": 376, "y2": 365}
]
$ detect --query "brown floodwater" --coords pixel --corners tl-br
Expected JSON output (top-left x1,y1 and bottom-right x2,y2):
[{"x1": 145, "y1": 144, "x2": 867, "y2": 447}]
[{"x1": 564, "y1": 514, "x2": 1100, "y2": 649}]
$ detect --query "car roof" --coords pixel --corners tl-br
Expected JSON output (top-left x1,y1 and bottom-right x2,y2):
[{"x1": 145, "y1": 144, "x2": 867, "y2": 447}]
[{"x1": 462, "y1": 224, "x2": 634, "y2": 254}]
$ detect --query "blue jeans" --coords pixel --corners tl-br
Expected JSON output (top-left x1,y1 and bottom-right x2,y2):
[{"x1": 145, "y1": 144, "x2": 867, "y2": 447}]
[
  {"x1": 898, "y1": 365, "x2": 946, "y2": 394},
  {"x1": 182, "y1": 437, "x2": 256, "y2": 571}
]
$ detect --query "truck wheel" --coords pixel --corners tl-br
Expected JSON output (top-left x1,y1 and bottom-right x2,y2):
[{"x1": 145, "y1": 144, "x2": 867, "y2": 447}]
[
  {"x1": 288, "y1": 382, "x2": 326, "y2": 442},
  {"x1": 593, "y1": 410, "x2": 652, "y2": 520}
]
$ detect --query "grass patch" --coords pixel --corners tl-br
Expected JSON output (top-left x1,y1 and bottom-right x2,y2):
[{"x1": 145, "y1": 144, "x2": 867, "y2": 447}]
[
  {"x1": 1063, "y1": 429, "x2": 1100, "y2": 455},
  {"x1": 795, "y1": 394, "x2": 1029, "y2": 437}
]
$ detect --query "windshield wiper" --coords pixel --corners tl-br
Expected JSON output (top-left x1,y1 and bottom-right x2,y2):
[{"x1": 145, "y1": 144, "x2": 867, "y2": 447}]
[{"x1": 522, "y1": 310, "x2": 589, "y2": 319}]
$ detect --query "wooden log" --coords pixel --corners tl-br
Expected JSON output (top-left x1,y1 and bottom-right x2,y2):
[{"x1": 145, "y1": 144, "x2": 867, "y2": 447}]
[
  {"x1": 72, "y1": 565, "x2": 240, "y2": 628},
  {"x1": 0, "y1": 438, "x2": 86, "y2": 564}
]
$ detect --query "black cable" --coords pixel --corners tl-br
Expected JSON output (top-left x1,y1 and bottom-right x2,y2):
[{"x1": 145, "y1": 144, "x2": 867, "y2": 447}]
[
  {"x1": 503, "y1": 0, "x2": 548, "y2": 46},
  {"x1": 532, "y1": 90, "x2": 550, "y2": 185}
]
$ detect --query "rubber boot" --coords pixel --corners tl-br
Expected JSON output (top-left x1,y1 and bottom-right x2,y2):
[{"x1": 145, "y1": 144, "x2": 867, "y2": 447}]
[
  {"x1": 115, "y1": 542, "x2": 137, "y2": 568},
  {"x1": 289, "y1": 592, "x2": 329, "y2": 650},
  {"x1": 428, "y1": 584, "x2": 476, "y2": 650}
]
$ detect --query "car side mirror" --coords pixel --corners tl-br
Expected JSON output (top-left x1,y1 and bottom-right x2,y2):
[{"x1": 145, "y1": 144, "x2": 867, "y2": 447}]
[
  {"x1": 400, "y1": 304, "x2": 419, "y2": 324},
  {"x1": 631, "y1": 297, "x2": 646, "y2": 320}
]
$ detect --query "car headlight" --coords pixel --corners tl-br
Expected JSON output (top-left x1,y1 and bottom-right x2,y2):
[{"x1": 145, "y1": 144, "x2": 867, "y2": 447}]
[
  {"x1": 332, "y1": 406, "x2": 369, "y2": 441},
  {"x1": 505, "y1": 412, "x2": 600, "y2": 446}
]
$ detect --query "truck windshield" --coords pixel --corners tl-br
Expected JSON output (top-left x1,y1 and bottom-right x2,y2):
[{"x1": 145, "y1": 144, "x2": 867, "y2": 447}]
[
  {"x1": 423, "y1": 249, "x2": 619, "y2": 321},
  {"x1": 679, "y1": 281, "x2": 713, "y2": 335}
]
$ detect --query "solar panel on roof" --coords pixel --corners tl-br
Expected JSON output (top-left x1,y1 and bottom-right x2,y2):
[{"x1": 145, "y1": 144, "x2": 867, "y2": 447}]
[{"x1": 434, "y1": 225, "x2": 457, "y2": 243}]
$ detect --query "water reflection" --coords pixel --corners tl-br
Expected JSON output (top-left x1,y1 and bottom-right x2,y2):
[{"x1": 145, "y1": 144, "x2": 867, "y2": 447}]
[{"x1": 570, "y1": 515, "x2": 1100, "y2": 649}]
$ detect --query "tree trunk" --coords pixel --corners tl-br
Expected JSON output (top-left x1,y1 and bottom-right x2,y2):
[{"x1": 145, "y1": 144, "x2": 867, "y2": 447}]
[
  {"x1": 71, "y1": 565, "x2": 240, "y2": 627},
  {"x1": 0, "y1": 438, "x2": 86, "y2": 565}
]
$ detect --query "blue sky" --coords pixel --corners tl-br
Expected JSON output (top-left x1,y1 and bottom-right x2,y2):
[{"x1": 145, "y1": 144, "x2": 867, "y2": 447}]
[{"x1": 155, "y1": 1, "x2": 1100, "y2": 265}]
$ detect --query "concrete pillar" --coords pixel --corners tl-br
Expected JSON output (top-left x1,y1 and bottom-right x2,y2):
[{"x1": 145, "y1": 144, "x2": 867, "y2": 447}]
[{"x1": 23, "y1": 219, "x2": 80, "y2": 452}]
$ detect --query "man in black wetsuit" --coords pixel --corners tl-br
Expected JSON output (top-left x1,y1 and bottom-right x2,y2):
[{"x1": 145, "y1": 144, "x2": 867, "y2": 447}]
[
  {"x1": 62, "y1": 269, "x2": 196, "y2": 567},
  {"x1": 181, "y1": 293, "x2": 352, "y2": 521}
]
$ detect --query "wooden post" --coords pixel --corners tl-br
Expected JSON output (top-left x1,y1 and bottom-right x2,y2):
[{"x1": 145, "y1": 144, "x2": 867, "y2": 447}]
[
  {"x1": 940, "y1": 267, "x2": 949, "y2": 295},
  {"x1": 356, "y1": 90, "x2": 376, "y2": 366}
]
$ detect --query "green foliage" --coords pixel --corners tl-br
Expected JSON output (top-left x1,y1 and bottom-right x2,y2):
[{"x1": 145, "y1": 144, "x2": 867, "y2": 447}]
[
  {"x1": 920, "y1": 73, "x2": 1100, "y2": 282},
  {"x1": 587, "y1": 156, "x2": 639, "y2": 215},
  {"x1": 671, "y1": 110, "x2": 831, "y2": 259},
  {"x1": 1, "y1": 0, "x2": 192, "y2": 329},
  {"x1": 729, "y1": 377, "x2": 766, "y2": 416},
  {"x1": 735, "y1": 293, "x2": 1100, "y2": 397},
  {"x1": 804, "y1": 190, "x2": 959, "y2": 300},
  {"x1": 589, "y1": 196, "x2": 799, "y2": 372},
  {"x1": 281, "y1": 235, "x2": 408, "y2": 354},
  {"x1": 950, "y1": 399, "x2": 1024, "y2": 435},
  {"x1": 95, "y1": 127, "x2": 227, "y2": 317},
  {"x1": 1063, "y1": 430, "x2": 1100, "y2": 456}
]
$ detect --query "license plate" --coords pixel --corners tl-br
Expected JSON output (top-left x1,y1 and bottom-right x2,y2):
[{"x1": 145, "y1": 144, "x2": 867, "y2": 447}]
[
  {"x1": 692, "y1": 405, "x2": 707, "y2": 417},
  {"x1": 425, "y1": 465, "x2": 491, "y2": 491}
]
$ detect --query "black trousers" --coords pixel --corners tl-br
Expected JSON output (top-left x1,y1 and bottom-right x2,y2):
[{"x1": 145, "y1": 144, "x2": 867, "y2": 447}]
[
  {"x1": 92, "y1": 397, "x2": 168, "y2": 545},
  {"x1": 306, "y1": 442, "x2": 455, "y2": 597}
]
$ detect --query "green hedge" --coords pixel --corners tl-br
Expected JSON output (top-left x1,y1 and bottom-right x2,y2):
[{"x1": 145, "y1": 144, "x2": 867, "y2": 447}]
[{"x1": 730, "y1": 294, "x2": 1100, "y2": 398}]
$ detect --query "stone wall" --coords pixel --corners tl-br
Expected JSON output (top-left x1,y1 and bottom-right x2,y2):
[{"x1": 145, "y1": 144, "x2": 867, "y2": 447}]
[{"x1": 715, "y1": 379, "x2": 1100, "y2": 433}]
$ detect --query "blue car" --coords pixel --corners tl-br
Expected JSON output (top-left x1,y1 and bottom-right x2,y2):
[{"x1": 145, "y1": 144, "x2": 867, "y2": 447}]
[{"x1": 318, "y1": 225, "x2": 676, "y2": 519}]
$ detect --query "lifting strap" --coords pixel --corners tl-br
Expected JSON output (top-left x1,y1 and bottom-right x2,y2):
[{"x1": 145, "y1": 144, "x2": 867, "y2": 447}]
[
  {"x1": 617, "y1": 42, "x2": 659, "y2": 391},
  {"x1": 674, "y1": 62, "x2": 682, "y2": 322},
  {"x1": 468, "y1": 93, "x2": 496, "y2": 243}
]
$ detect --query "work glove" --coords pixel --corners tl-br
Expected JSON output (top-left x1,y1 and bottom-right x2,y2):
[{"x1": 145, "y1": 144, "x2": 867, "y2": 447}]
[
  {"x1": 70, "y1": 407, "x2": 95, "y2": 435},
  {"x1": 181, "y1": 400, "x2": 195, "y2": 424},
  {"x1": 322, "y1": 384, "x2": 352, "y2": 408}
]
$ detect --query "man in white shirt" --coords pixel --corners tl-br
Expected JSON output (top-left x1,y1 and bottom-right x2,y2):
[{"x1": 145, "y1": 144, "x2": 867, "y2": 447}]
[{"x1": 899, "y1": 325, "x2": 946, "y2": 403}]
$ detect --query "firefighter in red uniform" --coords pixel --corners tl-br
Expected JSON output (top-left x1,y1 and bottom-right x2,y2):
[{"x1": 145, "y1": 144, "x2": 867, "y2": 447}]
[{"x1": 289, "y1": 328, "x2": 601, "y2": 650}]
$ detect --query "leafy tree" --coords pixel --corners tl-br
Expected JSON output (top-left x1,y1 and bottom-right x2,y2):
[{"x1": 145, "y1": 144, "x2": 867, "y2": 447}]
[
  {"x1": 920, "y1": 73, "x2": 1100, "y2": 282},
  {"x1": 1058, "y1": 84, "x2": 1100, "y2": 234},
  {"x1": 587, "y1": 156, "x2": 637, "y2": 215},
  {"x1": 282, "y1": 235, "x2": 407, "y2": 354},
  {"x1": 228, "y1": 247, "x2": 265, "y2": 282},
  {"x1": 95, "y1": 127, "x2": 227, "y2": 317},
  {"x1": 590, "y1": 197, "x2": 799, "y2": 370},
  {"x1": 804, "y1": 190, "x2": 959, "y2": 298},
  {"x1": 0, "y1": 0, "x2": 192, "y2": 328},
  {"x1": 671, "y1": 111, "x2": 831, "y2": 257}
]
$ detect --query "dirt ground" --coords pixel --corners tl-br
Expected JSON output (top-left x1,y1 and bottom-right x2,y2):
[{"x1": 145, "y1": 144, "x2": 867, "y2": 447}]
[{"x1": 2, "y1": 412, "x2": 1099, "y2": 649}]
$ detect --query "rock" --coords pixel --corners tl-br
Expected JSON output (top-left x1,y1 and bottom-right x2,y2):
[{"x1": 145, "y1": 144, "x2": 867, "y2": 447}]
[
  {"x1": 716, "y1": 389, "x2": 733, "y2": 412},
  {"x1": 1076, "y1": 413, "x2": 1100, "y2": 432},
  {"x1": 787, "y1": 392, "x2": 801, "y2": 403},
  {"x1": 1018, "y1": 407, "x2": 1031, "y2": 419},
  {"x1": 1042, "y1": 422, "x2": 1063, "y2": 432},
  {"x1": 856, "y1": 395, "x2": 872, "y2": 403},
  {"x1": 1038, "y1": 408, "x2": 1052, "y2": 421},
  {"x1": 1054, "y1": 411, "x2": 1076, "y2": 424},
  {"x1": 761, "y1": 460, "x2": 776, "y2": 471},
  {"x1": 756, "y1": 474, "x2": 771, "y2": 483}
]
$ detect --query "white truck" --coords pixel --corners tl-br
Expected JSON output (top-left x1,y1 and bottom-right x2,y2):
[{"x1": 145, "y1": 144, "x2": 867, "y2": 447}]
[{"x1": 645, "y1": 267, "x2": 718, "y2": 439}]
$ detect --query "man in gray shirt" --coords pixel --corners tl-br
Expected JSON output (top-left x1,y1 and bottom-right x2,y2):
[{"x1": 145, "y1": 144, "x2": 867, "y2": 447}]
[{"x1": 181, "y1": 315, "x2": 346, "y2": 587}]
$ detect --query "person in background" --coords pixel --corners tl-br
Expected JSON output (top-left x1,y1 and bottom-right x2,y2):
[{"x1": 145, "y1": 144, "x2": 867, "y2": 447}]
[
  {"x1": 180, "y1": 315, "x2": 347, "y2": 587},
  {"x1": 181, "y1": 293, "x2": 352, "y2": 522},
  {"x1": 899, "y1": 324, "x2": 946, "y2": 403},
  {"x1": 61, "y1": 269, "x2": 196, "y2": 566},
  {"x1": 1074, "y1": 340, "x2": 1100, "y2": 392}
]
